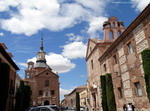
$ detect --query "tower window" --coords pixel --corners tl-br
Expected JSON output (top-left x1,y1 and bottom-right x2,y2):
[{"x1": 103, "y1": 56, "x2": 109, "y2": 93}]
[
  {"x1": 91, "y1": 60, "x2": 94, "y2": 69},
  {"x1": 118, "y1": 31, "x2": 121, "y2": 37},
  {"x1": 112, "y1": 22, "x2": 115, "y2": 27},
  {"x1": 134, "y1": 82, "x2": 143, "y2": 96},
  {"x1": 110, "y1": 31, "x2": 114, "y2": 39},
  {"x1": 45, "y1": 80, "x2": 49, "y2": 87},
  {"x1": 127, "y1": 42, "x2": 133, "y2": 54}
]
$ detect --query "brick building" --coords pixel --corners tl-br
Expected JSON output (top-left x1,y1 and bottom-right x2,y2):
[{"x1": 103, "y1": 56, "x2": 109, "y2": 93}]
[
  {"x1": 86, "y1": 16, "x2": 125, "y2": 111},
  {"x1": 0, "y1": 43, "x2": 19, "y2": 111},
  {"x1": 86, "y1": 3, "x2": 150, "y2": 111},
  {"x1": 63, "y1": 85, "x2": 86, "y2": 108},
  {"x1": 24, "y1": 38, "x2": 60, "y2": 106}
]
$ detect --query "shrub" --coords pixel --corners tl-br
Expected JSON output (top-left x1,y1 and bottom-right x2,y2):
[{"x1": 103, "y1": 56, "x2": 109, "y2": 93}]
[
  {"x1": 100, "y1": 75, "x2": 108, "y2": 111},
  {"x1": 106, "y1": 74, "x2": 116, "y2": 111},
  {"x1": 141, "y1": 49, "x2": 150, "y2": 102},
  {"x1": 76, "y1": 92, "x2": 80, "y2": 111}
]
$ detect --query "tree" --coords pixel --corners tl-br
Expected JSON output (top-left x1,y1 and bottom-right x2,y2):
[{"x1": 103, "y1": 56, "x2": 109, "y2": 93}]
[
  {"x1": 100, "y1": 75, "x2": 108, "y2": 111},
  {"x1": 15, "y1": 80, "x2": 24, "y2": 111},
  {"x1": 76, "y1": 92, "x2": 80, "y2": 111},
  {"x1": 141, "y1": 49, "x2": 150, "y2": 102},
  {"x1": 0, "y1": 62, "x2": 10, "y2": 111},
  {"x1": 23, "y1": 85, "x2": 31, "y2": 110},
  {"x1": 15, "y1": 80, "x2": 32, "y2": 111},
  {"x1": 106, "y1": 74, "x2": 116, "y2": 111}
]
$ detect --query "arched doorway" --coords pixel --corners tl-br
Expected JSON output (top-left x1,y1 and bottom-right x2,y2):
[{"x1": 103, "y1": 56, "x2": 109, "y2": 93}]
[{"x1": 44, "y1": 100, "x2": 49, "y2": 105}]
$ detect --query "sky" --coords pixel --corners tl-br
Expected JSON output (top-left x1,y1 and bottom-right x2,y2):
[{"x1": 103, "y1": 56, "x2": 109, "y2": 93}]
[{"x1": 0, "y1": 0, "x2": 150, "y2": 101}]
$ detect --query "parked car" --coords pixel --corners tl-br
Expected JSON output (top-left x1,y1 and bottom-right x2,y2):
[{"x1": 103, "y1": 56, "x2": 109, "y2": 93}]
[
  {"x1": 43, "y1": 105, "x2": 60, "y2": 111},
  {"x1": 25, "y1": 106, "x2": 55, "y2": 111}
]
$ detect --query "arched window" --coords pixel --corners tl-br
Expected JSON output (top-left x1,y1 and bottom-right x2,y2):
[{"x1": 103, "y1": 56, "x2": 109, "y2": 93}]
[
  {"x1": 112, "y1": 22, "x2": 115, "y2": 27},
  {"x1": 110, "y1": 31, "x2": 114, "y2": 39},
  {"x1": 118, "y1": 31, "x2": 121, "y2": 37}
]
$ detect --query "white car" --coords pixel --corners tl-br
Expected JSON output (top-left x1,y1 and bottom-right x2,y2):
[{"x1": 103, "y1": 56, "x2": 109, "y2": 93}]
[{"x1": 26, "y1": 106, "x2": 55, "y2": 111}]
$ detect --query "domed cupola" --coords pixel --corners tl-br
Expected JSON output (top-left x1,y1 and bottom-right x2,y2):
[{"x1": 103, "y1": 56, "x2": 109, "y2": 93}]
[{"x1": 34, "y1": 37, "x2": 49, "y2": 68}]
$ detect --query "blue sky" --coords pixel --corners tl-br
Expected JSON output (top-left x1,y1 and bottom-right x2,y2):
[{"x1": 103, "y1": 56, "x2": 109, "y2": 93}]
[{"x1": 0, "y1": 0, "x2": 150, "y2": 100}]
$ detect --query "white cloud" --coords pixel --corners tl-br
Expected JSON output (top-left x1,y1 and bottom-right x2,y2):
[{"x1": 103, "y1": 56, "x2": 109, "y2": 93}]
[
  {"x1": 60, "y1": 88, "x2": 73, "y2": 96},
  {"x1": 130, "y1": 0, "x2": 150, "y2": 11},
  {"x1": 75, "y1": 0, "x2": 109, "y2": 15},
  {"x1": 0, "y1": 0, "x2": 110, "y2": 36},
  {"x1": 0, "y1": 32, "x2": 4, "y2": 36},
  {"x1": 60, "y1": 88, "x2": 73, "y2": 100},
  {"x1": 62, "y1": 41, "x2": 87, "y2": 59},
  {"x1": 66, "y1": 33, "x2": 83, "y2": 41},
  {"x1": 17, "y1": 62, "x2": 28, "y2": 68},
  {"x1": 87, "y1": 16, "x2": 108, "y2": 37},
  {"x1": 27, "y1": 53, "x2": 76, "y2": 73}
]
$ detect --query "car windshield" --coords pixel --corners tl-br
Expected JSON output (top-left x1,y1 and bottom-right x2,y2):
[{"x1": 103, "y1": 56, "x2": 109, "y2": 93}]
[{"x1": 51, "y1": 107, "x2": 59, "y2": 111}]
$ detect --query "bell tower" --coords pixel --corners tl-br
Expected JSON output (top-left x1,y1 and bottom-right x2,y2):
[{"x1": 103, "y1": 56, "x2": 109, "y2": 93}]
[
  {"x1": 34, "y1": 37, "x2": 49, "y2": 68},
  {"x1": 36, "y1": 37, "x2": 46, "y2": 63},
  {"x1": 103, "y1": 16, "x2": 125, "y2": 41}
]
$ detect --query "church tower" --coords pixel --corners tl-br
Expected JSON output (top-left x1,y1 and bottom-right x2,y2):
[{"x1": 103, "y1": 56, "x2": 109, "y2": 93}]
[
  {"x1": 24, "y1": 37, "x2": 59, "y2": 106},
  {"x1": 103, "y1": 16, "x2": 125, "y2": 41},
  {"x1": 34, "y1": 37, "x2": 49, "y2": 68}
]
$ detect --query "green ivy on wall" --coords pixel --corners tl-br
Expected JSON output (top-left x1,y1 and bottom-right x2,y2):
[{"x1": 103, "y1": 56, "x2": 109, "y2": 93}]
[{"x1": 141, "y1": 49, "x2": 150, "y2": 102}]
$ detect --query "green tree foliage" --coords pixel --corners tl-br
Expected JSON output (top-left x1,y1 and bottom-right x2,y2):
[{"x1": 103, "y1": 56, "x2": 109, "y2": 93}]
[
  {"x1": 106, "y1": 74, "x2": 116, "y2": 111},
  {"x1": 23, "y1": 85, "x2": 32, "y2": 110},
  {"x1": 15, "y1": 80, "x2": 31, "y2": 111},
  {"x1": 0, "y1": 62, "x2": 10, "y2": 111},
  {"x1": 141, "y1": 49, "x2": 150, "y2": 102},
  {"x1": 76, "y1": 92, "x2": 80, "y2": 111},
  {"x1": 100, "y1": 75, "x2": 108, "y2": 111}
]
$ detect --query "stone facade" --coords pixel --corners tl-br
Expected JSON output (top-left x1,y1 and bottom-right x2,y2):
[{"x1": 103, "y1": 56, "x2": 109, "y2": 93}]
[
  {"x1": 0, "y1": 43, "x2": 19, "y2": 111},
  {"x1": 63, "y1": 85, "x2": 86, "y2": 108},
  {"x1": 86, "y1": 16, "x2": 125, "y2": 111},
  {"x1": 86, "y1": 4, "x2": 150, "y2": 111},
  {"x1": 98, "y1": 4, "x2": 150, "y2": 111},
  {"x1": 24, "y1": 38, "x2": 60, "y2": 106}
]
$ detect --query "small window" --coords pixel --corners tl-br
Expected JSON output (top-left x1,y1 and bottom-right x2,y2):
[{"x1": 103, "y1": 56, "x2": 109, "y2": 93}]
[
  {"x1": 51, "y1": 90, "x2": 55, "y2": 95},
  {"x1": 112, "y1": 22, "x2": 115, "y2": 27},
  {"x1": 118, "y1": 88, "x2": 123, "y2": 99},
  {"x1": 39, "y1": 90, "x2": 43, "y2": 95},
  {"x1": 110, "y1": 31, "x2": 114, "y2": 39},
  {"x1": 118, "y1": 31, "x2": 121, "y2": 37},
  {"x1": 45, "y1": 80, "x2": 49, "y2": 87},
  {"x1": 127, "y1": 42, "x2": 133, "y2": 54},
  {"x1": 113, "y1": 55, "x2": 117, "y2": 64},
  {"x1": 134, "y1": 82, "x2": 143, "y2": 97},
  {"x1": 91, "y1": 60, "x2": 94, "y2": 69},
  {"x1": 103, "y1": 64, "x2": 107, "y2": 72}
]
